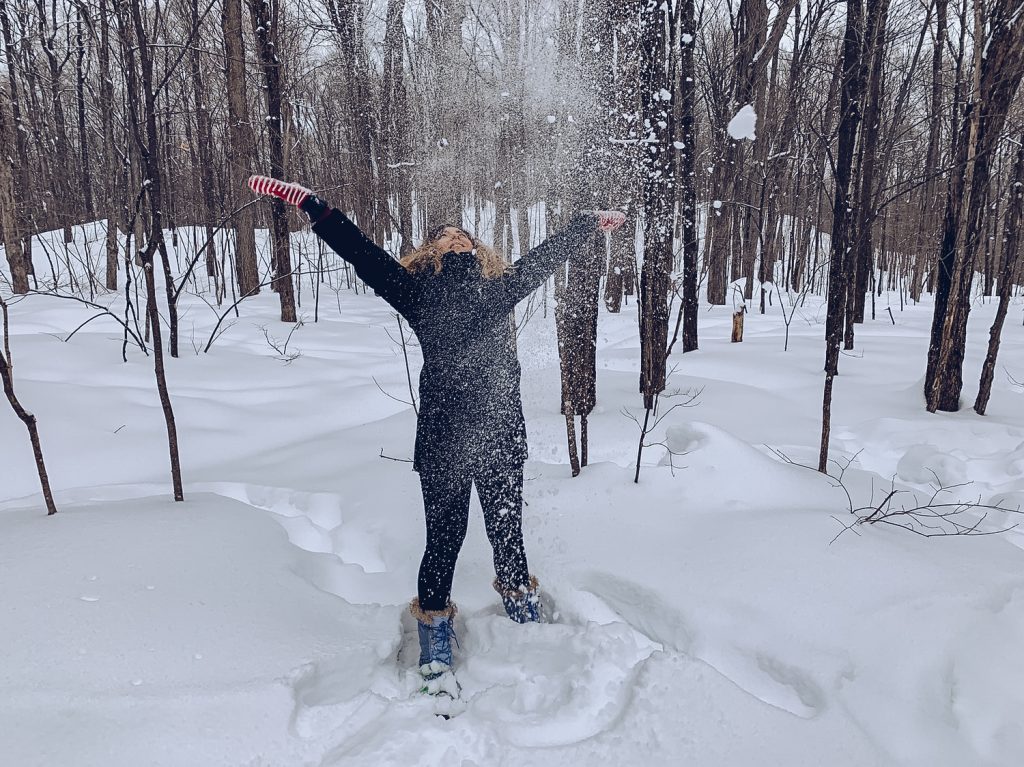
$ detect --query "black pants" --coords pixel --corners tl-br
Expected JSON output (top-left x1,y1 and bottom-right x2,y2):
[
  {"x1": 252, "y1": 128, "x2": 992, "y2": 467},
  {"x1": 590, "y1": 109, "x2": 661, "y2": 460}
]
[{"x1": 417, "y1": 462, "x2": 530, "y2": 611}]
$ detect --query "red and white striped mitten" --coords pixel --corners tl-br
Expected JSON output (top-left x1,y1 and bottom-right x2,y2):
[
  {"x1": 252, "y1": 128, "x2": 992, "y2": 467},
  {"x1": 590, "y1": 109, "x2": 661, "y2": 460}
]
[
  {"x1": 594, "y1": 210, "x2": 627, "y2": 233},
  {"x1": 248, "y1": 175, "x2": 312, "y2": 208}
]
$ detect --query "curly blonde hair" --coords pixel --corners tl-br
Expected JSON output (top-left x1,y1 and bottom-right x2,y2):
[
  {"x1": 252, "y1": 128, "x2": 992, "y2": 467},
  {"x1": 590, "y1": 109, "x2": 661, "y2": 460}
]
[{"x1": 400, "y1": 226, "x2": 508, "y2": 279}]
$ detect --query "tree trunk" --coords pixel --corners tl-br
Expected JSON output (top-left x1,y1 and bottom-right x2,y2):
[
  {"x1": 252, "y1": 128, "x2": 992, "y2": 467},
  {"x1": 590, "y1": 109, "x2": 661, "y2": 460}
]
[
  {"x1": 382, "y1": 0, "x2": 413, "y2": 256},
  {"x1": 975, "y1": 132, "x2": 1024, "y2": 415},
  {"x1": 98, "y1": 0, "x2": 120, "y2": 291},
  {"x1": 190, "y1": 0, "x2": 220, "y2": 281},
  {"x1": 424, "y1": 0, "x2": 467, "y2": 231},
  {"x1": 925, "y1": 0, "x2": 1024, "y2": 412},
  {"x1": 116, "y1": 0, "x2": 184, "y2": 501},
  {"x1": 638, "y1": 0, "x2": 678, "y2": 409},
  {"x1": 731, "y1": 309, "x2": 745, "y2": 342},
  {"x1": 819, "y1": 0, "x2": 865, "y2": 473},
  {"x1": 75, "y1": 6, "x2": 94, "y2": 221},
  {"x1": 0, "y1": 69, "x2": 27, "y2": 293},
  {"x1": 250, "y1": 0, "x2": 297, "y2": 322},
  {"x1": 0, "y1": 338, "x2": 58, "y2": 516},
  {"x1": 221, "y1": 0, "x2": 260, "y2": 297},
  {"x1": 324, "y1": 0, "x2": 378, "y2": 236},
  {"x1": 679, "y1": 0, "x2": 698, "y2": 352},
  {"x1": 1, "y1": 0, "x2": 38, "y2": 288},
  {"x1": 555, "y1": 227, "x2": 603, "y2": 476},
  {"x1": 846, "y1": 0, "x2": 890, "y2": 346}
]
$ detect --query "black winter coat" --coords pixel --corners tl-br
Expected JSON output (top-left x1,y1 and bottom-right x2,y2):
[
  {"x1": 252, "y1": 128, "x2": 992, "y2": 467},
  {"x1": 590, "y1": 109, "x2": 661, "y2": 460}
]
[{"x1": 312, "y1": 210, "x2": 598, "y2": 473}]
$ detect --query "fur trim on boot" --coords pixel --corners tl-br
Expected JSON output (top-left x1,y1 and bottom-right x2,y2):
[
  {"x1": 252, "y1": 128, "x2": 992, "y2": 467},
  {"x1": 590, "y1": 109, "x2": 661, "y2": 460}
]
[
  {"x1": 492, "y1": 575, "x2": 540, "y2": 599},
  {"x1": 493, "y1": 575, "x2": 542, "y2": 623},
  {"x1": 409, "y1": 597, "x2": 457, "y2": 625}
]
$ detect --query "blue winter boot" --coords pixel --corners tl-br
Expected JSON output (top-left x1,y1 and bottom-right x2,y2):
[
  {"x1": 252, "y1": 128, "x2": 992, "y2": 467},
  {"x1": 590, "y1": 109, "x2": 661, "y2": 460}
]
[
  {"x1": 494, "y1": 575, "x2": 542, "y2": 623},
  {"x1": 410, "y1": 598, "x2": 458, "y2": 679}
]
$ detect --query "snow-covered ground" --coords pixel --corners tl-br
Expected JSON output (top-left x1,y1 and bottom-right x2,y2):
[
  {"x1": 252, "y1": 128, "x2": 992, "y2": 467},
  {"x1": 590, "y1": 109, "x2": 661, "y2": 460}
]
[{"x1": 2, "y1": 225, "x2": 1024, "y2": 766}]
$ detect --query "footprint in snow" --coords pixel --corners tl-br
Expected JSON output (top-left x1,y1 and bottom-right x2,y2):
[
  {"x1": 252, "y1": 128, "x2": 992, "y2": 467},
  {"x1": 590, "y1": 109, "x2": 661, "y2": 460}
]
[
  {"x1": 289, "y1": 591, "x2": 664, "y2": 757},
  {"x1": 391, "y1": 590, "x2": 659, "y2": 747}
]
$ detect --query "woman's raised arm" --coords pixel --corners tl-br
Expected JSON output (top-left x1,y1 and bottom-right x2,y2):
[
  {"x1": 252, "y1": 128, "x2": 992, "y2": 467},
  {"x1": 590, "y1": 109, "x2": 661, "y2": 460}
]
[
  {"x1": 497, "y1": 213, "x2": 598, "y2": 308},
  {"x1": 488, "y1": 210, "x2": 626, "y2": 316},
  {"x1": 248, "y1": 176, "x2": 417, "y2": 317},
  {"x1": 310, "y1": 209, "x2": 417, "y2": 316}
]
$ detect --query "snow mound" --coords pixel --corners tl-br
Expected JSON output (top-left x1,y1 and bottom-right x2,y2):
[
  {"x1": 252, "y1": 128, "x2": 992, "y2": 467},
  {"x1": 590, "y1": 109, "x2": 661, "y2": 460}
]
[
  {"x1": 0, "y1": 494, "x2": 398, "y2": 767},
  {"x1": 897, "y1": 443, "x2": 970, "y2": 485},
  {"x1": 661, "y1": 421, "x2": 838, "y2": 510},
  {"x1": 896, "y1": 439, "x2": 1024, "y2": 491}
]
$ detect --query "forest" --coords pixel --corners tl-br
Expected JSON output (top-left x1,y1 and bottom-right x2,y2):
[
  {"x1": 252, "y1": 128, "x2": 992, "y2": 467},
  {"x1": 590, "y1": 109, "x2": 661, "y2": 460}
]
[
  {"x1": 3, "y1": 0, "x2": 1024, "y2": 487},
  {"x1": 2, "y1": 1, "x2": 1024, "y2": 764}
]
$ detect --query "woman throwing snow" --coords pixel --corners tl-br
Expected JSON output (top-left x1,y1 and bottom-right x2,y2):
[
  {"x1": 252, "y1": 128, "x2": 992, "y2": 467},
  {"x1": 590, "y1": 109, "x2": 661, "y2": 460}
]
[{"x1": 249, "y1": 175, "x2": 625, "y2": 683}]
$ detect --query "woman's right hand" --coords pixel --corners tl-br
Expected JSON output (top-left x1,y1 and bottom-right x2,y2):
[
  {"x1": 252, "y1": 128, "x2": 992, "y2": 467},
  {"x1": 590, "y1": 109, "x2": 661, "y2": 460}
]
[{"x1": 248, "y1": 175, "x2": 312, "y2": 208}]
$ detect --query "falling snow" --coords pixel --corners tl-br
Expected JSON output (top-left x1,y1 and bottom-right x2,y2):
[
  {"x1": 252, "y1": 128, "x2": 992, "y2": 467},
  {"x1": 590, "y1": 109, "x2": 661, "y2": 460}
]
[{"x1": 727, "y1": 104, "x2": 758, "y2": 141}]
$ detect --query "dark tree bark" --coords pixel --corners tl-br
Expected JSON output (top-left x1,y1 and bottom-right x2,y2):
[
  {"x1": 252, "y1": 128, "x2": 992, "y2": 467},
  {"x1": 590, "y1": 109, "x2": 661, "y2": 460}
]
[
  {"x1": 845, "y1": 0, "x2": 890, "y2": 347},
  {"x1": 0, "y1": 76, "x2": 28, "y2": 293},
  {"x1": 98, "y1": 0, "x2": 120, "y2": 291},
  {"x1": 250, "y1": 0, "x2": 297, "y2": 322},
  {"x1": 925, "y1": 0, "x2": 1024, "y2": 412},
  {"x1": 382, "y1": 0, "x2": 413, "y2": 256},
  {"x1": 190, "y1": 0, "x2": 220, "y2": 282},
  {"x1": 424, "y1": 0, "x2": 467, "y2": 231},
  {"x1": 679, "y1": 0, "x2": 698, "y2": 352},
  {"x1": 493, "y1": 0, "x2": 530, "y2": 259},
  {"x1": 116, "y1": 0, "x2": 184, "y2": 501},
  {"x1": 604, "y1": 229, "x2": 634, "y2": 312},
  {"x1": 703, "y1": 0, "x2": 796, "y2": 305},
  {"x1": 324, "y1": 0, "x2": 378, "y2": 236},
  {"x1": 910, "y1": 0, "x2": 946, "y2": 302},
  {"x1": 36, "y1": 0, "x2": 75, "y2": 240},
  {"x1": 0, "y1": 0, "x2": 35, "y2": 282},
  {"x1": 221, "y1": 0, "x2": 260, "y2": 297},
  {"x1": 600, "y1": 3, "x2": 639, "y2": 313},
  {"x1": 75, "y1": 6, "x2": 94, "y2": 221},
  {"x1": 555, "y1": 228, "x2": 604, "y2": 476},
  {"x1": 975, "y1": 132, "x2": 1024, "y2": 415},
  {"x1": 0, "y1": 327, "x2": 58, "y2": 515},
  {"x1": 638, "y1": 0, "x2": 679, "y2": 409},
  {"x1": 819, "y1": 0, "x2": 865, "y2": 473}
]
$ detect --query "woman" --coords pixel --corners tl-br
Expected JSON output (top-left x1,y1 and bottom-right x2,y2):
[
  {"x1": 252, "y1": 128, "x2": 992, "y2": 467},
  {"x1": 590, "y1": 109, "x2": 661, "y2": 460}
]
[{"x1": 248, "y1": 175, "x2": 625, "y2": 682}]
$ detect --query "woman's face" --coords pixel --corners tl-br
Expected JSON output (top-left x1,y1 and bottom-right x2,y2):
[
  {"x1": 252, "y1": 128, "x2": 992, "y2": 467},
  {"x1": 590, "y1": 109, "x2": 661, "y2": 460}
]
[{"x1": 434, "y1": 226, "x2": 474, "y2": 254}]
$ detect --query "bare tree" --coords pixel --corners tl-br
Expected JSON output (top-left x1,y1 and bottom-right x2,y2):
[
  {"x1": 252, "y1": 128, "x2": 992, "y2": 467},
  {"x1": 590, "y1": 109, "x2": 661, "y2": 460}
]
[
  {"x1": 221, "y1": 0, "x2": 260, "y2": 298},
  {"x1": 0, "y1": 0, "x2": 36, "y2": 287},
  {"x1": 844, "y1": 0, "x2": 890, "y2": 349},
  {"x1": 115, "y1": 0, "x2": 184, "y2": 501},
  {"x1": 0, "y1": 69, "x2": 28, "y2": 293},
  {"x1": 188, "y1": 0, "x2": 221, "y2": 286},
  {"x1": 555, "y1": 229, "x2": 603, "y2": 476},
  {"x1": 819, "y1": 0, "x2": 866, "y2": 473},
  {"x1": 0, "y1": 336, "x2": 58, "y2": 515},
  {"x1": 381, "y1": 0, "x2": 414, "y2": 256},
  {"x1": 678, "y1": 0, "x2": 698, "y2": 352},
  {"x1": 424, "y1": 0, "x2": 468, "y2": 231},
  {"x1": 975, "y1": 131, "x2": 1024, "y2": 415},
  {"x1": 635, "y1": 0, "x2": 680, "y2": 476},
  {"x1": 925, "y1": 0, "x2": 1024, "y2": 412},
  {"x1": 250, "y1": 0, "x2": 297, "y2": 322}
]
